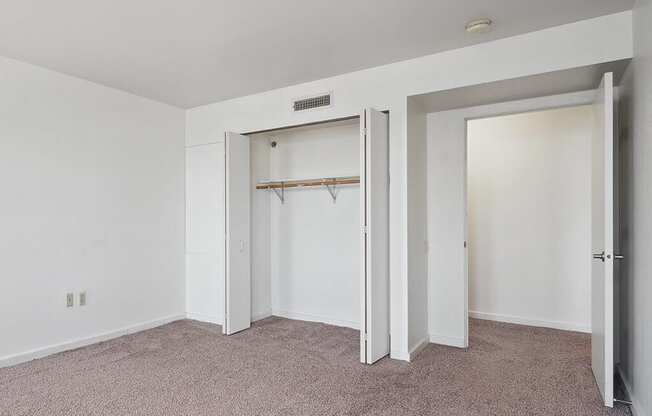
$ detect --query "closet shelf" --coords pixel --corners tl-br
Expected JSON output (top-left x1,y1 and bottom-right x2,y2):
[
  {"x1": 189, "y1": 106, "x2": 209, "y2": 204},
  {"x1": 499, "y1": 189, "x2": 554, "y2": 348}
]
[
  {"x1": 256, "y1": 176, "x2": 360, "y2": 204},
  {"x1": 255, "y1": 176, "x2": 359, "y2": 190}
]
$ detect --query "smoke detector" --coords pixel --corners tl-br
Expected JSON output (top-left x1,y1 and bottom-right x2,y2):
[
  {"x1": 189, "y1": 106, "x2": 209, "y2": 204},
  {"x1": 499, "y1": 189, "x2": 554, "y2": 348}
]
[{"x1": 465, "y1": 18, "x2": 493, "y2": 33}]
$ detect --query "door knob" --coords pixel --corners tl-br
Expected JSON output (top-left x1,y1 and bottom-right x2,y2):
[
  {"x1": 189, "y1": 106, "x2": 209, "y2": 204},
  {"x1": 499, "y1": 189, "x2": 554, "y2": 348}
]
[
  {"x1": 593, "y1": 252, "x2": 624, "y2": 261},
  {"x1": 593, "y1": 251, "x2": 605, "y2": 262}
]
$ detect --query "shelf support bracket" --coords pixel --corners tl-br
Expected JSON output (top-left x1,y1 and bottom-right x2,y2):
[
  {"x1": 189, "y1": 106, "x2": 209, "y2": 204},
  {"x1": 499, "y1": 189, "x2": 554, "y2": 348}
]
[
  {"x1": 271, "y1": 182, "x2": 285, "y2": 204},
  {"x1": 324, "y1": 181, "x2": 337, "y2": 203}
]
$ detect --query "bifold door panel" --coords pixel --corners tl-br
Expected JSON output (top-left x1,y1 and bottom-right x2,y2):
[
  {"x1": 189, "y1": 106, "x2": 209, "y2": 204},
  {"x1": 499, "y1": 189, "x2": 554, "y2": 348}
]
[
  {"x1": 360, "y1": 109, "x2": 390, "y2": 364},
  {"x1": 224, "y1": 132, "x2": 251, "y2": 335}
]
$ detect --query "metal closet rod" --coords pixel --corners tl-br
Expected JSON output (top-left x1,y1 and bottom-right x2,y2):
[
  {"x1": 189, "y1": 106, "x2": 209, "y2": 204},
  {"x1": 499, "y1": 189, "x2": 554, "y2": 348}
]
[{"x1": 255, "y1": 176, "x2": 360, "y2": 190}]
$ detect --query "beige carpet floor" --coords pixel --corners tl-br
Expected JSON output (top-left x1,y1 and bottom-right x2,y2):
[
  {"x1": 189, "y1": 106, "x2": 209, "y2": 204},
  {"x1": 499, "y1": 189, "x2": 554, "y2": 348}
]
[{"x1": 0, "y1": 317, "x2": 631, "y2": 416}]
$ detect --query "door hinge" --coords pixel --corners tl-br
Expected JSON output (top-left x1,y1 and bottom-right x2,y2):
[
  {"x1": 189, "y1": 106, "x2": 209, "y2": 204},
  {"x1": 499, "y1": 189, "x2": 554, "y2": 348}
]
[
  {"x1": 361, "y1": 225, "x2": 368, "y2": 235},
  {"x1": 363, "y1": 332, "x2": 368, "y2": 341},
  {"x1": 361, "y1": 127, "x2": 367, "y2": 136}
]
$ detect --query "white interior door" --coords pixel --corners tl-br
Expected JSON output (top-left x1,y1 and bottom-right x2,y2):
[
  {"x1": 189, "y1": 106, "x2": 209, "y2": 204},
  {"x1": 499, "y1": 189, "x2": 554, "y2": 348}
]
[
  {"x1": 590, "y1": 72, "x2": 614, "y2": 408},
  {"x1": 224, "y1": 132, "x2": 251, "y2": 335},
  {"x1": 360, "y1": 109, "x2": 390, "y2": 364}
]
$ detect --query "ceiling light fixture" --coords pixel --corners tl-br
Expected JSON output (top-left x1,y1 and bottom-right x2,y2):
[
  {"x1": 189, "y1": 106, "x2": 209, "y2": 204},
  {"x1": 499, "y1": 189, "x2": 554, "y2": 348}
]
[{"x1": 465, "y1": 18, "x2": 493, "y2": 34}]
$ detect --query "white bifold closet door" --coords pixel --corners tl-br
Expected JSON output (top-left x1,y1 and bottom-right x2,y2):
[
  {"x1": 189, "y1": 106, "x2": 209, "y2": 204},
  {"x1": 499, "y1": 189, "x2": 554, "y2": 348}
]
[
  {"x1": 224, "y1": 132, "x2": 251, "y2": 335},
  {"x1": 360, "y1": 109, "x2": 390, "y2": 364},
  {"x1": 590, "y1": 72, "x2": 615, "y2": 408}
]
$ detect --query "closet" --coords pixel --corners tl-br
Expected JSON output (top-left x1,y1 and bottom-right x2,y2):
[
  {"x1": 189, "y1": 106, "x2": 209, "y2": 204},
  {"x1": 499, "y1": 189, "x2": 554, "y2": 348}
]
[{"x1": 223, "y1": 109, "x2": 389, "y2": 364}]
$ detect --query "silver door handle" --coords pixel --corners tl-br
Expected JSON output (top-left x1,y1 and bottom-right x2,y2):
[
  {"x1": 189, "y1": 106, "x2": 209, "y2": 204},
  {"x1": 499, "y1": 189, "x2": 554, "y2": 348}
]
[
  {"x1": 593, "y1": 251, "x2": 605, "y2": 262},
  {"x1": 593, "y1": 252, "x2": 625, "y2": 262}
]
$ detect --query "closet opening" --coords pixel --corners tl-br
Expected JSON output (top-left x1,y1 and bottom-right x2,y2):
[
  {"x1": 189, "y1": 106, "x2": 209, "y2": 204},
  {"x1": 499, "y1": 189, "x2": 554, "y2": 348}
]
[
  {"x1": 223, "y1": 110, "x2": 390, "y2": 365},
  {"x1": 251, "y1": 118, "x2": 361, "y2": 338}
]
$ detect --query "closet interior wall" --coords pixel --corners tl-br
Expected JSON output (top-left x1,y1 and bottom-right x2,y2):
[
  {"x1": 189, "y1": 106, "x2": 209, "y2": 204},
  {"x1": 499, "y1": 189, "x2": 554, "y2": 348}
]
[
  {"x1": 466, "y1": 106, "x2": 593, "y2": 333},
  {"x1": 249, "y1": 120, "x2": 361, "y2": 329}
]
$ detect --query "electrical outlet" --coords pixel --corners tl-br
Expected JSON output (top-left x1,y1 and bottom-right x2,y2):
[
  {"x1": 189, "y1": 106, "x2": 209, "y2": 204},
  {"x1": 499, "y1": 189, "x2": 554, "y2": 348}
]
[
  {"x1": 66, "y1": 293, "x2": 74, "y2": 308},
  {"x1": 79, "y1": 292, "x2": 86, "y2": 306}
]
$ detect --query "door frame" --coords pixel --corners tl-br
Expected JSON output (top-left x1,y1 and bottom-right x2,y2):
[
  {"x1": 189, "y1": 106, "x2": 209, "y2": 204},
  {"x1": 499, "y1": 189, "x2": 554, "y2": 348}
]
[{"x1": 455, "y1": 90, "x2": 600, "y2": 348}]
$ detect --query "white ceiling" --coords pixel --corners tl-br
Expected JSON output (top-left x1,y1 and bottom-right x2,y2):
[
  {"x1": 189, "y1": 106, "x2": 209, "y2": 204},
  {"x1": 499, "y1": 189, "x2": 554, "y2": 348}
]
[{"x1": 0, "y1": 1, "x2": 633, "y2": 108}]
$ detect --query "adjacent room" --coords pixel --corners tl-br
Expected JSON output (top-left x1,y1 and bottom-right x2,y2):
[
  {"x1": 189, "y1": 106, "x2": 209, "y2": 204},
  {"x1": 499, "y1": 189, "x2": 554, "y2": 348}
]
[{"x1": 1, "y1": 1, "x2": 650, "y2": 415}]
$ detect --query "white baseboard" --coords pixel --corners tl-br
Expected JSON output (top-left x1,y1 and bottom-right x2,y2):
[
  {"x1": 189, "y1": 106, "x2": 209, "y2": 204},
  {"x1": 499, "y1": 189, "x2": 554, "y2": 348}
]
[
  {"x1": 185, "y1": 312, "x2": 223, "y2": 325},
  {"x1": 272, "y1": 309, "x2": 359, "y2": 330},
  {"x1": 0, "y1": 314, "x2": 185, "y2": 368},
  {"x1": 429, "y1": 333, "x2": 467, "y2": 348},
  {"x1": 469, "y1": 311, "x2": 591, "y2": 333},
  {"x1": 408, "y1": 337, "x2": 429, "y2": 361},
  {"x1": 252, "y1": 310, "x2": 272, "y2": 322},
  {"x1": 390, "y1": 350, "x2": 410, "y2": 361},
  {"x1": 616, "y1": 365, "x2": 645, "y2": 416},
  {"x1": 186, "y1": 311, "x2": 270, "y2": 325}
]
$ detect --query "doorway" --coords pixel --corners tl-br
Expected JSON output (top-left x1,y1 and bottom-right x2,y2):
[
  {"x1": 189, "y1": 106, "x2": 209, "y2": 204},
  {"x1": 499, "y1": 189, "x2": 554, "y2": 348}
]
[{"x1": 465, "y1": 105, "x2": 593, "y2": 334}]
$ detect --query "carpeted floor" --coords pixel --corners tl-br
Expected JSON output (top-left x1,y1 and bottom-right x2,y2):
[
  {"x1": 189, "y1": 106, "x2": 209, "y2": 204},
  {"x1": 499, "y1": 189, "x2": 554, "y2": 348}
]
[{"x1": 0, "y1": 317, "x2": 631, "y2": 416}]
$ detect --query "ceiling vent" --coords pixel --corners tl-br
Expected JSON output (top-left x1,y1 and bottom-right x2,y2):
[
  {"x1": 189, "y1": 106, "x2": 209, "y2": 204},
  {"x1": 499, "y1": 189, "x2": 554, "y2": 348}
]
[{"x1": 293, "y1": 93, "x2": 332, "y2": 112}]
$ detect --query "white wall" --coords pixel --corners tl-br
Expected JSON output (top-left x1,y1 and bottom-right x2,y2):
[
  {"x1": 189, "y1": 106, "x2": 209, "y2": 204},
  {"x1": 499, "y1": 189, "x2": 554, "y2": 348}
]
[
  {"x1": 427, "y1": 91, "x2": 598, "y2": 347},
  {"x1": 406, "y1": 99, "x2": 429, "y2": 356},
  {"x1": 618, "y1": 1, "x2": 652, "y2": 414},
  {"x1": 185, "y1": 12, "x2": 632, "y2": 359},
  {"x1": 250, "y1": 136, "x2": 271, "y2": 322},
  {"x1": 426, "y1": 105, "x2": 471, "y2": 348},
  {"x1": 251, "y1": 122, "x2": 361, "y2": 328},
  {"x1": 0, "y1": 56, "x2": 186, "y2": 366},
  {"x1": 185, "y1": 142, "x2": 224, "y2": 324},
  {"x1": 466, "y1": 107, "x2": 593, "y2": 333}
]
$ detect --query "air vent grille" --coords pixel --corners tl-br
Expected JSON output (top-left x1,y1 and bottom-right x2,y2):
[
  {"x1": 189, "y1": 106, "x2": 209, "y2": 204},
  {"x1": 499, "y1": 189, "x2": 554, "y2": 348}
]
[{"x1": 293, "y1": 94, "x2": 331, "y2": 111}]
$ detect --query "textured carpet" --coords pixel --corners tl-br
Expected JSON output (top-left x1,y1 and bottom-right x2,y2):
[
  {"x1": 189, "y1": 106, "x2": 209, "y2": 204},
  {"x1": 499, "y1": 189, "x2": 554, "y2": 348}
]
[{"x1": 0, "y1": 318, "x2": 631, "y2": 416}]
